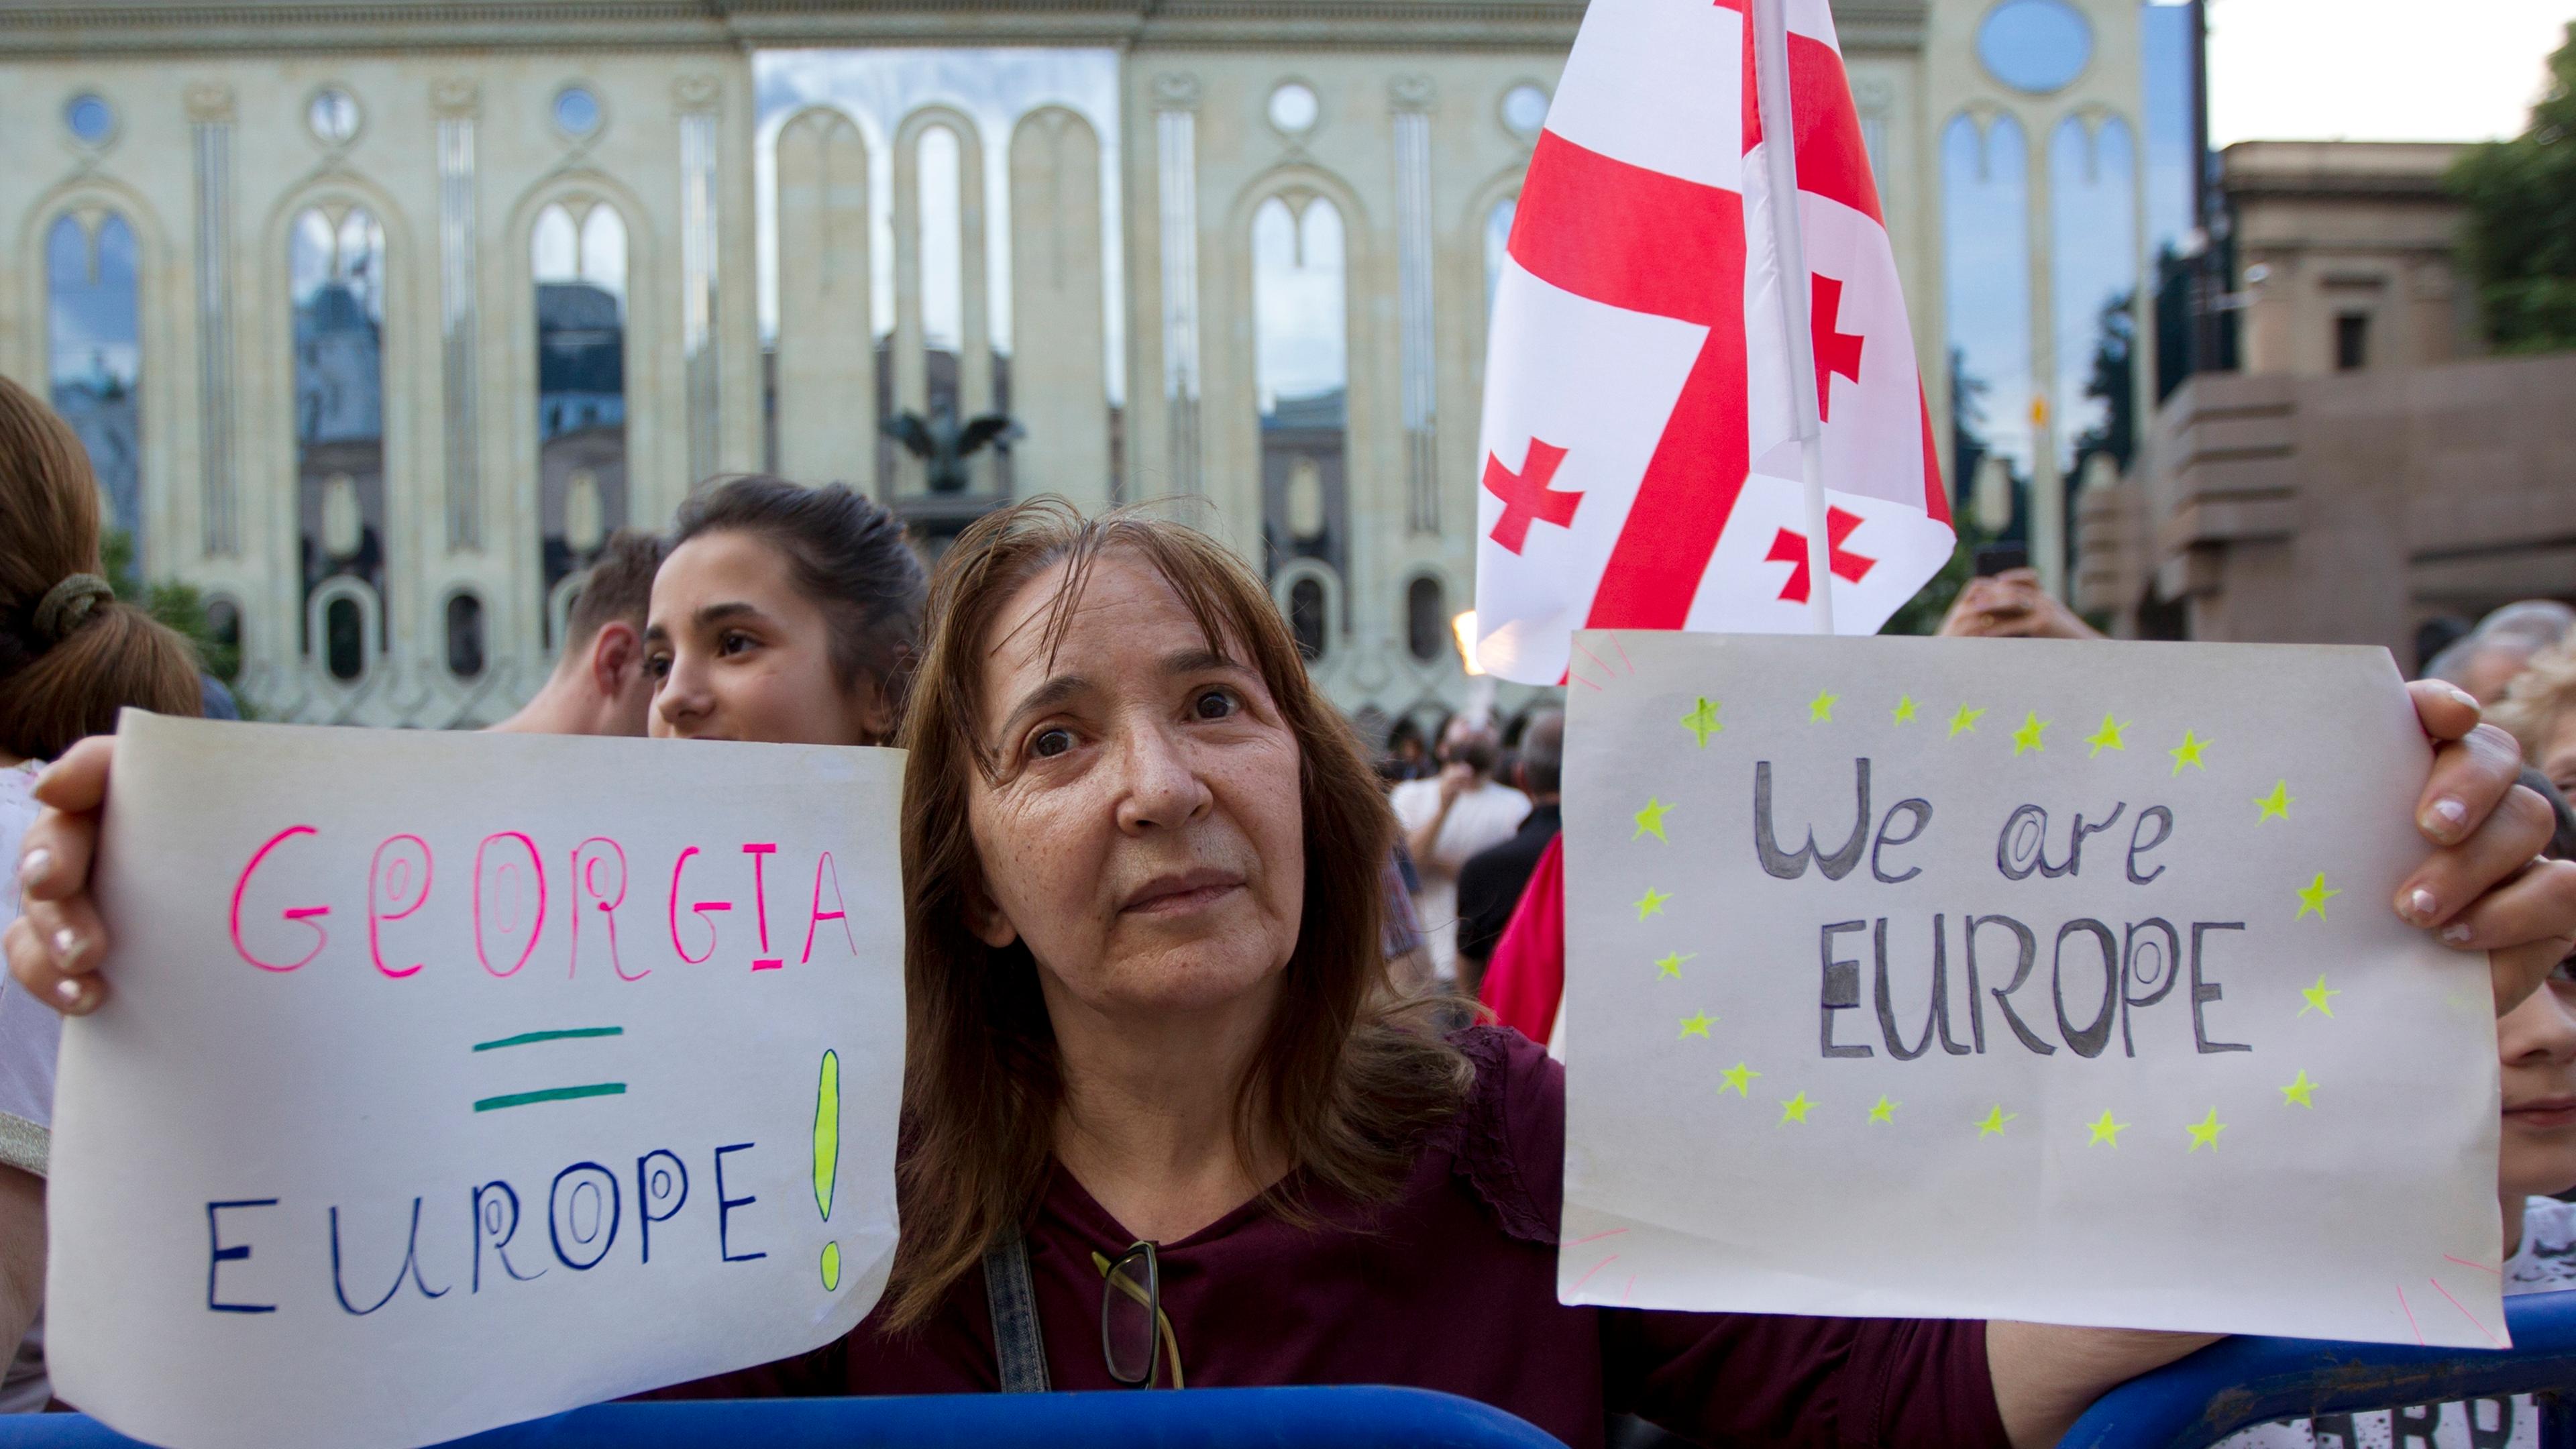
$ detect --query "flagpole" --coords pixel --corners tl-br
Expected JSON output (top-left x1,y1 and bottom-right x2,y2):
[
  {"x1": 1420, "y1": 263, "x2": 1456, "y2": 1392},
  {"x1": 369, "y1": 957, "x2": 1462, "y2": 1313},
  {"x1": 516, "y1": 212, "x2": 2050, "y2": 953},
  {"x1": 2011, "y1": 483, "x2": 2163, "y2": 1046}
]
[{"x1": 1751, "y1": 0, "x2": 1836, "y2": 637}]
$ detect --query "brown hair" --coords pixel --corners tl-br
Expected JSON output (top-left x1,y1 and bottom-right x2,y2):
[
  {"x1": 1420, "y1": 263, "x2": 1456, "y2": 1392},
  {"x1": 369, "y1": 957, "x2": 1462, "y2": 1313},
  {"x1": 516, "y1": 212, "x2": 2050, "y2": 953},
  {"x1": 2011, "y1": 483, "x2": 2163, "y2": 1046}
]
[
  {"x1": 885, "y1": 498, "x2": 1468, "y2": 1327},
  {"x1": 671, "y1": 476, "x2": 926, "y2": 717},
  {"x1": 0, "y1": 376, "x2": 201, "y2": 760},
  {"x1": 562, "y1": 527, "x2": 667, "y2": 653}
]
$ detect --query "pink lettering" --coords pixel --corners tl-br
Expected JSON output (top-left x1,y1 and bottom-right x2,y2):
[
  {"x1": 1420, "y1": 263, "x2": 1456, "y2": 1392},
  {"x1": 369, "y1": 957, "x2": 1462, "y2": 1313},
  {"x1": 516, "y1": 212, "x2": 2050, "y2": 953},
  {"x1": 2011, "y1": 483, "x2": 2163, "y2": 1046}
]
[
  {"x1": 667, "y1": 847, "x2": 730, "y2": 966},
  {"x1": 366, "y1": 834, "x2": 434, "y2": 979},
  {"x1": 743, "y1": 843, "x2": 780, "y2": 970},
  {"x1": 472, "y1": 832, "x2": 548, "y2": 978},
  {"x1": 229, "y1": 825, "x2": 329, "y2": 972},
  {"x1": 800, "y1": 851, "x2": 858, "y2": 966},
  {"x1": 570, "y1": 837, "x2": 639, "y2": 981}
]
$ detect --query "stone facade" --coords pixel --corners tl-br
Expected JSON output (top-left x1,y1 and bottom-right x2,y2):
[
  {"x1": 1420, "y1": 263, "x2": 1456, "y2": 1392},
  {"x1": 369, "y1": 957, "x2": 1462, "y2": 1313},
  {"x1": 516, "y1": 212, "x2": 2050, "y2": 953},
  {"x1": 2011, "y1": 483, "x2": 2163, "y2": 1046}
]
[{"x1": 1, "y1": 0, "x2": 2165, "y2": 729}]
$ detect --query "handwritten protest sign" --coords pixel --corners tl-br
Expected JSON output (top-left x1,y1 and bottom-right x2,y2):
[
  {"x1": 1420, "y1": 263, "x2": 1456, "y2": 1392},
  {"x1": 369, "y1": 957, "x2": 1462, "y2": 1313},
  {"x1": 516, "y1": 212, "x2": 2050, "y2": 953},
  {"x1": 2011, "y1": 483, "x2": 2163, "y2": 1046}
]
[
  {"x1": 1560, "y1": 633, "x2": 2504, "y2": 1347},
  {"x1": 48, "y1": 715, "x2": 905, "y2": 1449}
]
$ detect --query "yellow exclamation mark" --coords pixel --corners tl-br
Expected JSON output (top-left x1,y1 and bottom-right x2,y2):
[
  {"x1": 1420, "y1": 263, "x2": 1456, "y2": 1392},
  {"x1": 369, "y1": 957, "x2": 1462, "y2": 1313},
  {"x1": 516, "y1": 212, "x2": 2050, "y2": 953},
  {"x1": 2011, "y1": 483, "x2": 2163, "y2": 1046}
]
[{"x1": 813, "y1": 1049, "x2": 841, "y2": 1291}]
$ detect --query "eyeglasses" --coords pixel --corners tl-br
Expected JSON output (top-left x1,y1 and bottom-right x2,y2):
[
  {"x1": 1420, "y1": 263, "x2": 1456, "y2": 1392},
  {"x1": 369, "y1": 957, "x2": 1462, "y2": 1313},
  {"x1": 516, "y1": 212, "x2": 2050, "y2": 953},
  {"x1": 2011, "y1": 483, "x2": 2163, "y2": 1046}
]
[{"x1": 1093, "y1": 1240, "x2": 1184, "y2": 1388}]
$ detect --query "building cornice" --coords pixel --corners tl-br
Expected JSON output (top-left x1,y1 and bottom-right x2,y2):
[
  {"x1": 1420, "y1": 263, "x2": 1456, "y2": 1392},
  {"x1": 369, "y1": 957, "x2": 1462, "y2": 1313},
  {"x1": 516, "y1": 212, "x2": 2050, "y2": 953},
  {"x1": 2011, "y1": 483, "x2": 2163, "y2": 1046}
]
[{"x1": 0, "y1": 0, "x2": 1924, "y2": 57}]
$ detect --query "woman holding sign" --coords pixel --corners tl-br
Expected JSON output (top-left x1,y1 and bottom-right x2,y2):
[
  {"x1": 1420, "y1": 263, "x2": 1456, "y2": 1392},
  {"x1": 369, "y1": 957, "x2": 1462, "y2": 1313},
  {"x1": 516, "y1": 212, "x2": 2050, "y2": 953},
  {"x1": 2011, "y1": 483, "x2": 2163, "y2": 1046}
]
[{"x1": 12, "y1": 500, "x2": 2576, "y2": 1447}]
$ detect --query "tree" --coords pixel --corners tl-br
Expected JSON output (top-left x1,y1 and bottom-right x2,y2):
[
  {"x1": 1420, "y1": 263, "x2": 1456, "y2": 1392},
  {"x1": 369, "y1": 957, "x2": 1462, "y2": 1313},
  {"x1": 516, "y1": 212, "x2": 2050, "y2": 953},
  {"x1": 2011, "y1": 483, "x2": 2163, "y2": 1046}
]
[
  {"x1": 2449, "y1": 21, "x2": 2576, "y2": 354},
  {"x1": 99, "y1": 529, "x2": 240, "y2": 686}
]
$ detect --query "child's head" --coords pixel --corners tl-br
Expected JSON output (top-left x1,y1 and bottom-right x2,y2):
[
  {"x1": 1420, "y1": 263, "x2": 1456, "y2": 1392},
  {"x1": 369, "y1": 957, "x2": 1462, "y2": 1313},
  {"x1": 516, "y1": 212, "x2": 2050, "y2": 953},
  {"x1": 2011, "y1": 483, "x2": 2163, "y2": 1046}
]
[
  {"x1": 0, "y1": 376, "x2": 201, "y2": 760},
  {"x1": 645, "y1": 476, "x2": 926, "y2": 747},
  {"x1": 2499, "y1": 952, "x2": 2576, "y2": 1201}
]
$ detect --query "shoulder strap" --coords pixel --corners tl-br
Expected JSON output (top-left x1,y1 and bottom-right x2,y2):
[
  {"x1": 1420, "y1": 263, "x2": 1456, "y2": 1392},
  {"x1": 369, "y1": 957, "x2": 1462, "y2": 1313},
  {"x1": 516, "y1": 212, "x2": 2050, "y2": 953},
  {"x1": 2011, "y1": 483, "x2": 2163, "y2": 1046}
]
[{"x1": 981, "y1": 1232, "x2": 1051, "y2": 1393}]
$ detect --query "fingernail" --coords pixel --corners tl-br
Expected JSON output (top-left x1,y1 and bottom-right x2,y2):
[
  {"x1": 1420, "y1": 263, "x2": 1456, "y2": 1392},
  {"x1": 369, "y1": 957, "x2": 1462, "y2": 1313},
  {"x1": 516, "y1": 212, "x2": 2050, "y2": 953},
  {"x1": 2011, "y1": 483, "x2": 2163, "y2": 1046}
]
[
  {"x1": 2426, "y1": 798, "x2": 2469, "y2": 837},
  {"x1": 2440, "y1": 922, "x2": 2475, "y2": 947},
  {"x1": 2401, "y1": 888, "x2": 2440, "y2": 925},
  {"x1": 2446, "y1": 685, "x2": 2480, "y2": 714},
  {"x1": 16, "y1": 848, "x2": 49, "y2": 889},
  {"x1": 52, "y1": 978, "x2": 89, "y2": 1012},
  {"x1": 50, "y1": 927, "x2": 80, "y2": 965}
]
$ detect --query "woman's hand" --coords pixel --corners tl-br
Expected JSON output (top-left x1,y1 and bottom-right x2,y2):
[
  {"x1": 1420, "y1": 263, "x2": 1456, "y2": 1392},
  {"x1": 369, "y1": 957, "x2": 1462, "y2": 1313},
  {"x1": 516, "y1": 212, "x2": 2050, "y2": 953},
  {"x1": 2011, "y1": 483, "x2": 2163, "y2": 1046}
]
[
  {"x1": 2400, "y1": 680, "x2": 2575, "y2": 1016},
  {"x1": 1938, "y1": 568, "x2": 2104, "y2": 641},
  {"x1": 3, "y1": 736, "x2": 115, "y2": 1014}
]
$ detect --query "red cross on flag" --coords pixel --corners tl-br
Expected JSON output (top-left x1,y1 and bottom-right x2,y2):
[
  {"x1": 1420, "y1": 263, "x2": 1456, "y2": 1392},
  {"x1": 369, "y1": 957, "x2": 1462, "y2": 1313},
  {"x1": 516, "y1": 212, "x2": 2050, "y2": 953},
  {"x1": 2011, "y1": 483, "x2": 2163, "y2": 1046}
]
[{"x1": 1471, "y1": 0, "x2": 1953, "y2": 686}]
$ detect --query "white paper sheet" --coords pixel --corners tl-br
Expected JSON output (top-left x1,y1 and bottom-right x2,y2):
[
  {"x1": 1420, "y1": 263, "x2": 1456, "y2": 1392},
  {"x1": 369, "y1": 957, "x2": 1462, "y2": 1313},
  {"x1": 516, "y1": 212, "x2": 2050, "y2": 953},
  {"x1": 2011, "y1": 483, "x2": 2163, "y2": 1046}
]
[
  {"x1": 1560, "y1": 633, "x2": 2505, "y2": 1348},
  {"x1": 48, "y1": 715, "x2": 906, "y2": 1449}
]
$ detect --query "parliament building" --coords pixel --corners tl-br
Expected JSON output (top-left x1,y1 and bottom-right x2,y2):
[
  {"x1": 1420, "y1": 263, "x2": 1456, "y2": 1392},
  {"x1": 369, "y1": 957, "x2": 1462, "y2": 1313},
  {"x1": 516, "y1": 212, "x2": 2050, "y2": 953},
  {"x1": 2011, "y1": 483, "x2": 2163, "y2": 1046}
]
[{"x1": 0, "y1": 0, "x2": 2184, "y2": 729}]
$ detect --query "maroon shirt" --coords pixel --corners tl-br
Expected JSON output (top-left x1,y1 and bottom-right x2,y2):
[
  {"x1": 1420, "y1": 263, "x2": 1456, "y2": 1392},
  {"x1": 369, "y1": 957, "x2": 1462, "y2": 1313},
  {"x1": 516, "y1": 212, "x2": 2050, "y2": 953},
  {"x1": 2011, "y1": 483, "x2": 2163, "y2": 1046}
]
[{"x1": 688, "y1": 1027, "x2": 2007, "y2": 1448}]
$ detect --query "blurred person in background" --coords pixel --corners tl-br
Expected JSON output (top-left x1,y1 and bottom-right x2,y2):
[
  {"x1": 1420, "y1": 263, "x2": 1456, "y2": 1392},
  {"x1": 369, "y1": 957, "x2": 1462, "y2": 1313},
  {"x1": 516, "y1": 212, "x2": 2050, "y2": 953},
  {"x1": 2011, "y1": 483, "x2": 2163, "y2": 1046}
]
[
  {"x1": 490, "y1": 527, "x2": 668, "y2": 737},
  {"x1": 0, "y1": 374, "x2": 205, "y2": 1410},
  {"x1": 1390, "y1": 715, "x2": 1528, "y2": 985},
  {"x1": 1454, "y1": 710, "x2": 1563, "y2": 1000},
  {"x1": 1937, "y1": 566, "x2": 2105, "y2": 640},
  {"x1": 2494, "y1": 641, "x2": 2576, "y2": 860},
  {"x1": 2427, "y1": 600, "x2": 2576, "y2": 707}
]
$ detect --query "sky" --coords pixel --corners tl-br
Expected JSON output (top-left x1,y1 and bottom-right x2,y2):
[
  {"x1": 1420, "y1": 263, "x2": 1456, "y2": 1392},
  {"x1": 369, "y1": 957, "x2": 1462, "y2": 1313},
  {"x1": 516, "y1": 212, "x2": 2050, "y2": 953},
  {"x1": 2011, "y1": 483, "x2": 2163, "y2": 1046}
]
[{"x1": 2207, "y1": 0, "x2": 2573, "y2": 146}]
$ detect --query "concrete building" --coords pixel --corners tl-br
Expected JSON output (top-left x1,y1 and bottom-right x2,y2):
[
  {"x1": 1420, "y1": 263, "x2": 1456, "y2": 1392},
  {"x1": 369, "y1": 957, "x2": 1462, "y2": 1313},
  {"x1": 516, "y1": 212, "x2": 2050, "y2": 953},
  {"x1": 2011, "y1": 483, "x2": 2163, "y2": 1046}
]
[
  {"x1": 2078, "y1": 140, "x2": 2575, "y2": 664},
  {"x1": 0, "y1": 0, "x2": 2184, "y2": 729}
]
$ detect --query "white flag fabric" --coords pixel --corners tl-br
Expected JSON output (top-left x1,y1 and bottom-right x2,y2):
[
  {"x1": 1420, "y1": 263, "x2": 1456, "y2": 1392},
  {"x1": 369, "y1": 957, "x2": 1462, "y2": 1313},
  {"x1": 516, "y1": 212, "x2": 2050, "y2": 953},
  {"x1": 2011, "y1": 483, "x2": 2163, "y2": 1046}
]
[{"x1": 1473, "y1": 0, "x2": 1955, "y2": 686}]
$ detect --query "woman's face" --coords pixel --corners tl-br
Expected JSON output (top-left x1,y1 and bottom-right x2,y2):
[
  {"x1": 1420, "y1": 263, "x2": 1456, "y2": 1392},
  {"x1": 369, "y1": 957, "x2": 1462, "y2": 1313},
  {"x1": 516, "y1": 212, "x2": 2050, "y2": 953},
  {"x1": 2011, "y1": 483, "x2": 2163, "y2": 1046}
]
[
  {"x1": 645, "y1": 530, "x2": 889, "y2": 747},
  {"x1": 2498, "y1": 955, "x2": 2576, "y2": 1201},
  {"x1": 963, "y1": 553, "x2": 1307, "y2": 1022}
]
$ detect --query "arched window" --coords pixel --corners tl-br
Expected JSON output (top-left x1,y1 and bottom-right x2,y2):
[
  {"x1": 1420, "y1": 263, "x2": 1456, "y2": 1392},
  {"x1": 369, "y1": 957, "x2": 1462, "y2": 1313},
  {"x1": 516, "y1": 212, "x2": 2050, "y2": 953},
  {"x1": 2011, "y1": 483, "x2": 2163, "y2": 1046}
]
[
  {"x1": 1484, "y1": 197, "x2": 1516, "y2": 319},
  {"x1": 533, "y1": 200, "x2": 630, "y2": 645},
  {"x1": 2050, "y1": 115, "x2": 2139, "y2": 479},
  {"x1": 918, "y1": 123, "x2": 965, "y2": 428},
  {"x1": 1940, "y1": 113, "x2": 2033, "y2": 540},
  {"x1": 1252, "y1": 194, "x2": 1348, "y2": 582},
  {"x1": 47, "y1": 212, "x2": 143, "y2": 553},
  {"x1": 290, "y1": 205, "x2": 388, "y2": 648},
  {"x1": 324, "y1": 595, "x2": 365, "y2": 682},
  {"x1": 1287, "y1": 576, "x2": 1327, "y2": 661},
  {"x1": 1406, "y1": 576, "x2": 1447, "y2": 662},
  {"x1": 445, "y1": 592, "x2": 486, "y2": 679}
]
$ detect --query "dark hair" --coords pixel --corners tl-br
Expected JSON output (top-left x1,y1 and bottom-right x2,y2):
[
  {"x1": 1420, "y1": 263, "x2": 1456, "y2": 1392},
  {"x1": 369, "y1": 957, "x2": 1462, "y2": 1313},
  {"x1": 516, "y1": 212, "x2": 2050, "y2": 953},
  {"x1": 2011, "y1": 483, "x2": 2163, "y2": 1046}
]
[
  {"x1": 1519, "y1": 709, "x2": 1564, "y2": 797},
  {"x1": 886, "y1": 498, "x2": 1468, "y2": 1328},
  {"x1": 564, "y1": 528, "x2": 667, "y2": 651},
  {"x1": 0, "y1": 376, "x2": 201, "y2": 759},
  {"x1": 670, "y1": 476, "x2": 927, "y2": 715}
]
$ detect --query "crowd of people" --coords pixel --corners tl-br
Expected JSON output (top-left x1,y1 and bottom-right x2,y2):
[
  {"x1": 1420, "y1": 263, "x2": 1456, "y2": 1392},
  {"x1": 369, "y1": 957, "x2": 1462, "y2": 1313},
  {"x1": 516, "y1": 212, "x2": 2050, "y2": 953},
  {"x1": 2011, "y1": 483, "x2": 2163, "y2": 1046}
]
[{"x1": 0, "y1": 368, "x2": 2573, "y2": 1446}]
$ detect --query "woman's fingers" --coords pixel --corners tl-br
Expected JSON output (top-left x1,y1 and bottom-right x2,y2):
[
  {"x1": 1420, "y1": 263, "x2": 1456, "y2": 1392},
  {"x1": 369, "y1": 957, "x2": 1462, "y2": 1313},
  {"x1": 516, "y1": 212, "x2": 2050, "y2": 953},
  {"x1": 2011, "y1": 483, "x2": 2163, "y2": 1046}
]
[
  {"x1": 2397, "y1": 781, "x2": 2556, "y2": 930},
  {"x1": 8, "y1": 737, "x2": 116, "y2": 1018},
  {"x1": 29, "y1": 736, "x2": 113, "y2": 816},
  {"x1": 2411, "y1": 719, "x2": 2524, "y2": 849},
  {"x1": 2435, "y1": 852, "x2": 2576, "y2": 1015},
  {"x1": 3, "y1": 912, "x2": 102, "y2": 1015},
  {"x1": 15, "y1": 798, "x2": 98, "y2": 910}
]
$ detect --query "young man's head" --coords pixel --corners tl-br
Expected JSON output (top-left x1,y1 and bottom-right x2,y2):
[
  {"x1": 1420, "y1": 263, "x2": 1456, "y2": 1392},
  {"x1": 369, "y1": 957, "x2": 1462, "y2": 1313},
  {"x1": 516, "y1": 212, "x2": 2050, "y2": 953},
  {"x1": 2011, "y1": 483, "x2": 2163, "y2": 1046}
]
[
  {"x1": 493, "y1": 529, "x2": 665, "y2": 737},
  {"x1": 1514, "y1": 710, "x2": 1564, "y2": 802}
]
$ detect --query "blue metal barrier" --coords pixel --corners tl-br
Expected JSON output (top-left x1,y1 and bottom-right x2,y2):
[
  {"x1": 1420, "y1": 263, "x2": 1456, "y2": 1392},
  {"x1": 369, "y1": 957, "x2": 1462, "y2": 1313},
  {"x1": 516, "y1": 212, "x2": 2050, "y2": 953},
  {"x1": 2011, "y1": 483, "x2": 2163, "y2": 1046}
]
[
  {"x1": 0, "y1": 1385, "x2": 1564, "y2": 1449},
  {"x1": 2062, "y1": 1289, "x2": 2576, "y2": 1448}
]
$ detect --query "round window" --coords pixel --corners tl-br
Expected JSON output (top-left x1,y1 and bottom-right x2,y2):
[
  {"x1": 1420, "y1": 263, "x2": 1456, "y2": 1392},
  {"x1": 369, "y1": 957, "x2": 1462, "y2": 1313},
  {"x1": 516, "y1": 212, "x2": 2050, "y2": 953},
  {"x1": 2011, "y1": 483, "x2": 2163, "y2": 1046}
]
[
  {"x1": 553, "y1": 85, "x2": 602, "y2": 139},
  {"x1": 1976, "y1": 0, "x2": 2094, "y2": 95},
  {"x1": 1501, "y1": 83, "x2": 1550, "y2": 140},
  {"x1": 1267, "y1": 82, "x2": 1319, "y2": 136},
  {"x1": 308, "y1": 88, "x2": 362, "y2": 146},
  {"x1": 65, "y1": 93, "x2": 115, "y2": 145}
]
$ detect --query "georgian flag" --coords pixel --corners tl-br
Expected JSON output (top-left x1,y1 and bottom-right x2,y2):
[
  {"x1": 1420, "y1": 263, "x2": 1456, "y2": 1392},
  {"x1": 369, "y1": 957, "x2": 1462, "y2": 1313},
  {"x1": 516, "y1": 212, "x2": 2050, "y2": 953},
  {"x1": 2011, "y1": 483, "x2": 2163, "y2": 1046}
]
[{"x1": 1472, "y1": 0, "x2": 1953, "y2": 686}]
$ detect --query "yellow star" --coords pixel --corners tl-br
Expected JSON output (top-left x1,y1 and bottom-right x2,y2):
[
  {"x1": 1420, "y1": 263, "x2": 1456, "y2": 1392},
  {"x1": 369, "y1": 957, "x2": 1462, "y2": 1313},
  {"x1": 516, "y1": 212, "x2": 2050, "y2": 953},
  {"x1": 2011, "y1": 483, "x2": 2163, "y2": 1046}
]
[
  {"x1": 2186, "y1": 1108, "x2": 2227, "y2": 1152},
  {"x1": 2087, "y1": 1110, "x2": 2129, "y2": 1146},
  {"x1": 1633, "y1": 887, "x2": 1669, "y2": 921},
  {"x1": 1678, "y1": 1012, "x2": 1714, "y2": 1039},
  {"x1": 2294, "y1": 873, "x2": 2340, "y2": 922},
  {"x1": 1975, "y1": 1104, "x2": 2017, "y2": 1138},
  {"x1": 1867, "y1": 1094, "x2": 1898, "y2": 1124},
  {"x1": 1654, "y1": 951, "x2": 1695, "y2": 979},
  {"x1": 1947, "y1": 705, "x2": 1987, "y2": 738},
  {"x1": 2280, "y1": 1070, "x2": 2318, "y2": 1108},
  {"x1": 2084, "y1": 714, "x2": 2128, "y2": 757},
  {"x1": 1779, "y1": 1091, "x2": 1813, "y2": 1124},
  {"x1": 1892, "y1": 695, "x2": 1918, "y2": 724},
  {"x1": 1632, "y1": 797, "x2": 1672, "y2": 842},
  {"x1": 2298, "y1": 973, "x2": 2341, "y2": 1018},
  {"x1": 2010, "y1": 712, "x2": 2049, "y2": 756},
  {"x1": 2254, "y1": 780, "x2": 2294, "y2": 822},
  {"x1": 1719, "y1": 1061, "x2": 1760, "y2": 1095},
  {"x1": 1681, "y1": 696, "x2": 1723, "y2": 747},
  {"x1": 2169, "y1": 729, "x2": 2211, "y2": 775},
  {"x1": 1809, "y1": 690, "x2": 1838, "y2": 723}
]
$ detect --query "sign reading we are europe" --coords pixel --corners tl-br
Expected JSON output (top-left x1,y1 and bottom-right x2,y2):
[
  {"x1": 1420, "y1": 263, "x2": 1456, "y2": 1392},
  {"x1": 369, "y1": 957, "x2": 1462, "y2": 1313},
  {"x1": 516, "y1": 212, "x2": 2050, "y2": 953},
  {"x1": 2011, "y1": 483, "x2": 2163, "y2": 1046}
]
[
  {"x1": 48, "y1": 715, "x2": 905, "y2": 1449},
  {"x1": 1560, "y1": 633, "x2": 2505, "y2": 1348}
]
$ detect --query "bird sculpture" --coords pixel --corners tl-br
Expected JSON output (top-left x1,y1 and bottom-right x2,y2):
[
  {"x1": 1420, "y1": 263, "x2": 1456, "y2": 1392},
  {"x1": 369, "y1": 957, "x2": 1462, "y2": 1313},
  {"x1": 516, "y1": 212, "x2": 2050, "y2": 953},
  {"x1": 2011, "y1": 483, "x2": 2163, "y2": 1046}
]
[{"x1": 879, "y1": 403, "x2": 1023, "y2": 494}]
